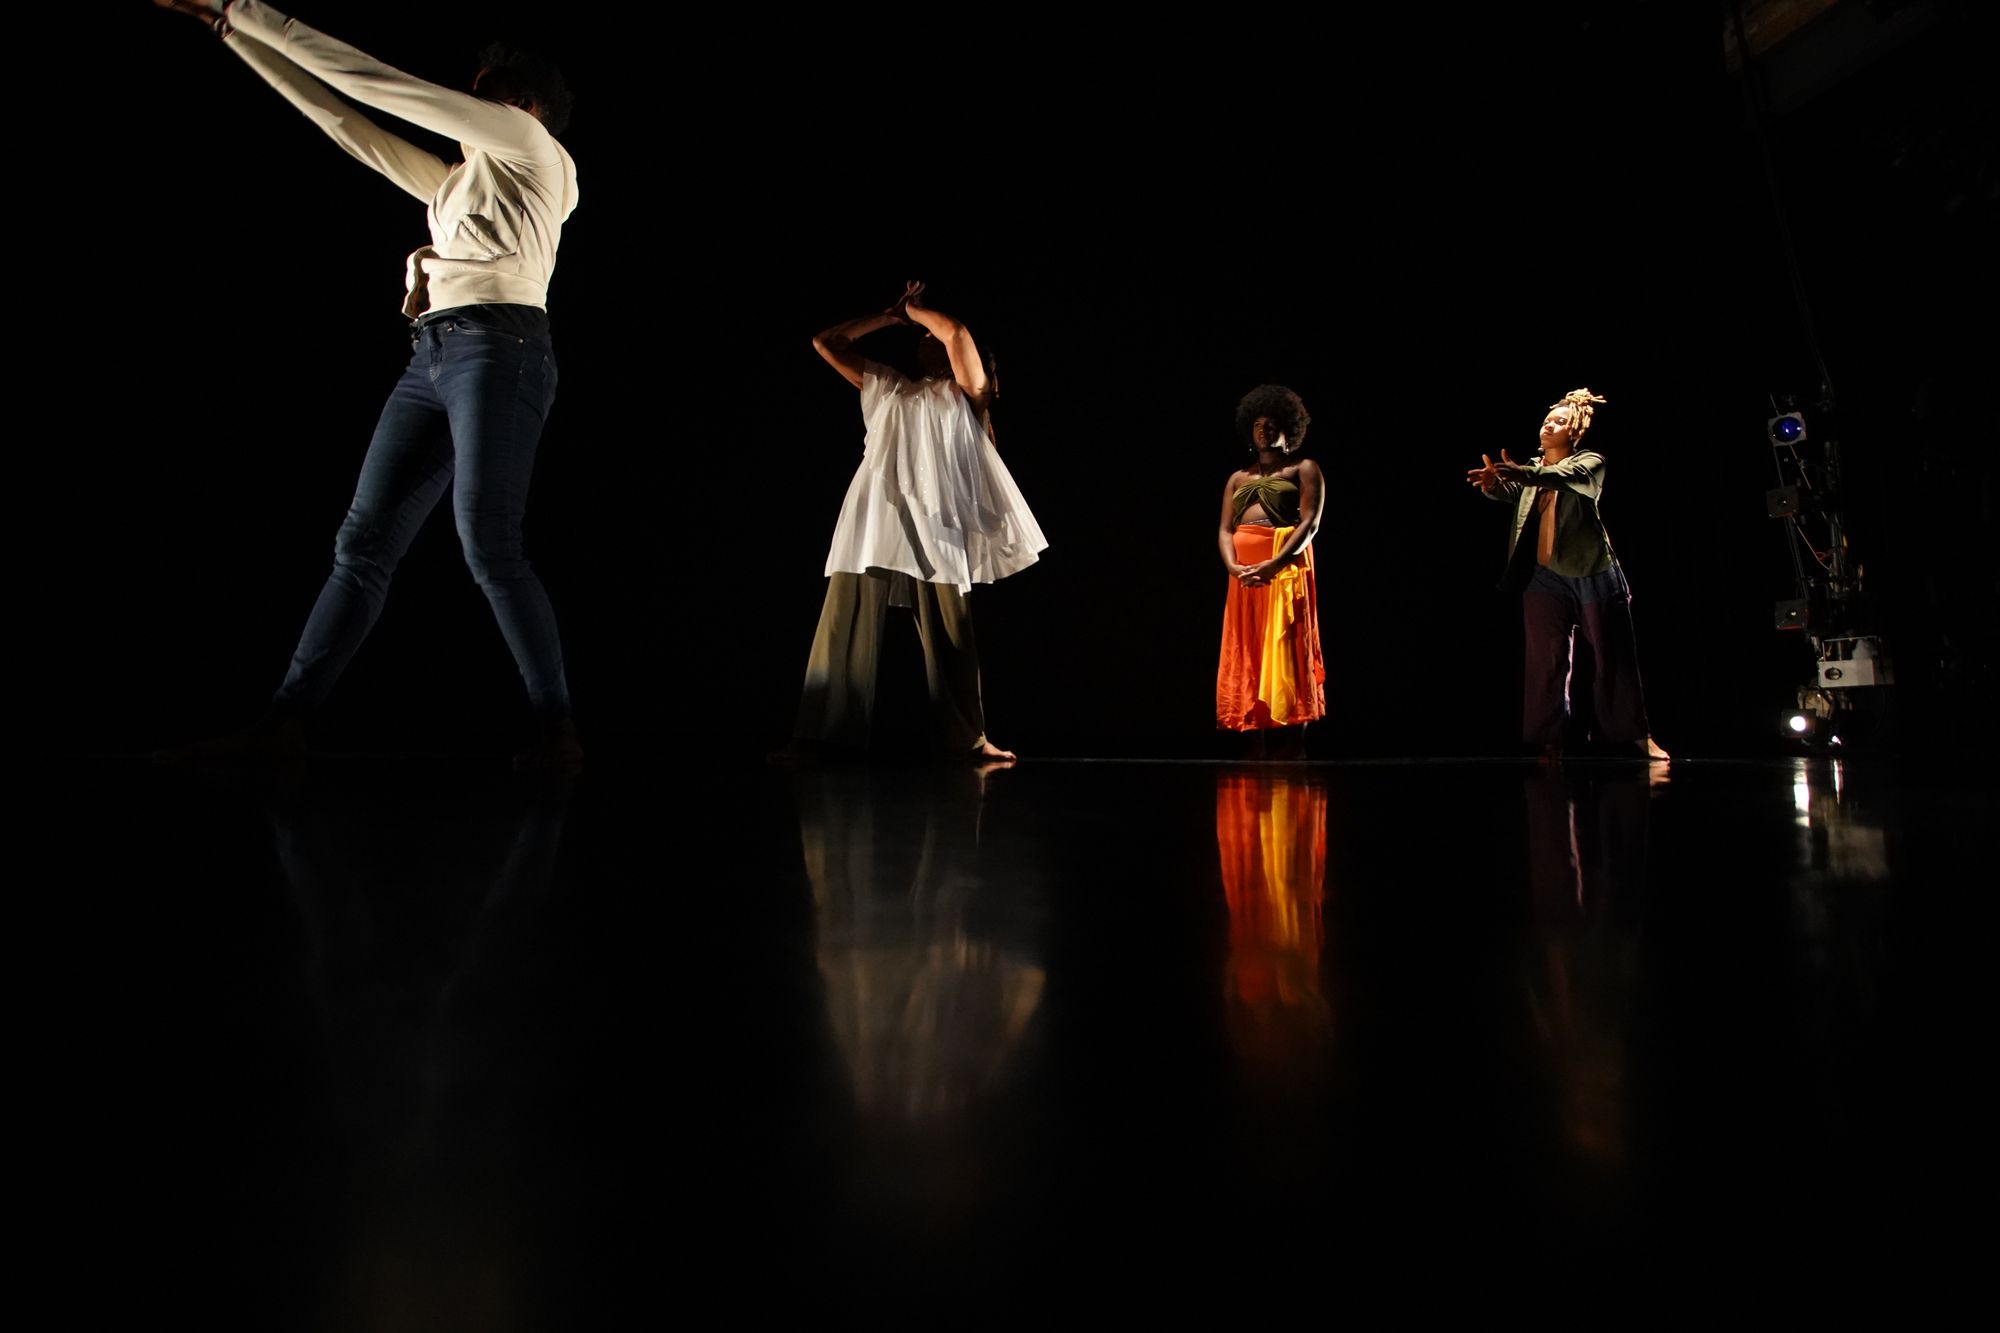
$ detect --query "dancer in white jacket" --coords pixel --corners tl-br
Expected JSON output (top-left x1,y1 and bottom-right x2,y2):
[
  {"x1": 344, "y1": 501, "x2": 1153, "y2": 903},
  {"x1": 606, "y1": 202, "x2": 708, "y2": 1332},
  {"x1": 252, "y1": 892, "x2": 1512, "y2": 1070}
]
[{"x1": 156, "y1": 1, "x2": 584, "y2": 772}]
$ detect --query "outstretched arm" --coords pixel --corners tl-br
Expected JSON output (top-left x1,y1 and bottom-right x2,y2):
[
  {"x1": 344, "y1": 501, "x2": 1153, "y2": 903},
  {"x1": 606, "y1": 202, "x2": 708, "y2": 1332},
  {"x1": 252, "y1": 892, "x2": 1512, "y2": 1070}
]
[
  {"x1": 221, "y1": 1, "x2": 559, "y2": 165},
  {"x1": 1467, "y1": 453, "x2": 1522, "y2": 503},
  {"x1": 900, "y1": 284, "x2": 991, "y2": 412},
  {"x1": 812, "y1": 307, "x2": 904, "y2": 390},
  {"x1": 230, "y1": 38, "x2": 452, "y2": 200},
  {"x1": 1493, "y1": 449, "x2": 1605, "y2": 503},
  {"x1": 159, "y1": 0, "x2": 450, "y2": 200}
]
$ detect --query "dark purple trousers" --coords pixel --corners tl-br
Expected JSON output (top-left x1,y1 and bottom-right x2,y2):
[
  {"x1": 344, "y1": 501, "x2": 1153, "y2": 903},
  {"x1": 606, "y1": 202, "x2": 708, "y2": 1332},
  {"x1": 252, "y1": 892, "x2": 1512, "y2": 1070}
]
[{"x1": 1522, "y1": 563, "x2": 1651, "y2": 744}]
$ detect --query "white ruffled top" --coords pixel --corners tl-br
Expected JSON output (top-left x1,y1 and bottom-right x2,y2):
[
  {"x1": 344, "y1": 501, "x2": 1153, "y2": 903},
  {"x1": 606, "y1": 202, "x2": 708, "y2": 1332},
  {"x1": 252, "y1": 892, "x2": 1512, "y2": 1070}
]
[{"x1": 822, "y1": 362, "x2": 1048, "y2": 591}]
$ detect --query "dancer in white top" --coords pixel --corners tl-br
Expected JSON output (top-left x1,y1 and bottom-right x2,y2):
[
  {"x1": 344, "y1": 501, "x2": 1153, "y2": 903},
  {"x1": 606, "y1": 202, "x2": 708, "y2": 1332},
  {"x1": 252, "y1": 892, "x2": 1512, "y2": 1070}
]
[
  {"x1": 152, "y1": 0, "x2": 584, "y2": 773},
  {"x1": 789, "y1": 282, "x2": 1047, "y2": 763}
]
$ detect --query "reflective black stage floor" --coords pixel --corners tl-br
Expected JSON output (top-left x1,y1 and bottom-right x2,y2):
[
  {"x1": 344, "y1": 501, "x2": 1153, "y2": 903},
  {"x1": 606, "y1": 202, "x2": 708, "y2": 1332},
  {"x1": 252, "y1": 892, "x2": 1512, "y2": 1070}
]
[{"x1": 43, "y1": 755, "x2": 1976, "y2": 1322}]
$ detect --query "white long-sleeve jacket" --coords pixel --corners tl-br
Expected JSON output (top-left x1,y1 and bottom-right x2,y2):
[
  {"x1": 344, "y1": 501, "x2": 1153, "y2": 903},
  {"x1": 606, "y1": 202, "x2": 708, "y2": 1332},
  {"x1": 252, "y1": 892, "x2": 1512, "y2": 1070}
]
[{"x1": 222, "y1": 1, "x2": 579, "y2": 317}]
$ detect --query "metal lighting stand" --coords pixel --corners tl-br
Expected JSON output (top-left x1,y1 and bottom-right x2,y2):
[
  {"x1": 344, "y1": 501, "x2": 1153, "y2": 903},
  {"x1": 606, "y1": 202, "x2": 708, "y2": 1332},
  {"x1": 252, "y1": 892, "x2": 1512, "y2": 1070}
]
[{"x1": 1768, "y1": 399, "x2": 1891, "y2": 746}]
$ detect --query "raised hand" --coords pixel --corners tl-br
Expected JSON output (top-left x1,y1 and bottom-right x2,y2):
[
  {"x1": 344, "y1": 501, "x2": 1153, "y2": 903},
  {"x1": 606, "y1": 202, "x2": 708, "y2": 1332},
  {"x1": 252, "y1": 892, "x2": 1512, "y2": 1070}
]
[
  {"x1": 154, "y1": 0, "x2": 227, "y2": 21},
  {"x1": 884, "y1": 279, "x2": 925, "y2": 323}
]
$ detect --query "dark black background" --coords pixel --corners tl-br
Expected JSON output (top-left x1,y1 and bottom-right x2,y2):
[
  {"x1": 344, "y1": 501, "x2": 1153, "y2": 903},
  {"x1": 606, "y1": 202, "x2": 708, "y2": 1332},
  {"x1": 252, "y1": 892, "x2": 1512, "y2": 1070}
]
[{"x1": 67, "y1": 1, "x2": 1993, "y2": 759}]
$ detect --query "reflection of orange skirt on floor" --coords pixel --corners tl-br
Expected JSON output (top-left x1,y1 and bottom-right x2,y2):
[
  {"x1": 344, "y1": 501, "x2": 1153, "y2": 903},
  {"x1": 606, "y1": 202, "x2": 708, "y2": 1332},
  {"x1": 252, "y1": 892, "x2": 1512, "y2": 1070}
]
[{"x1": 1217, "y1": 525, "x2": 1327, "y2": 731}]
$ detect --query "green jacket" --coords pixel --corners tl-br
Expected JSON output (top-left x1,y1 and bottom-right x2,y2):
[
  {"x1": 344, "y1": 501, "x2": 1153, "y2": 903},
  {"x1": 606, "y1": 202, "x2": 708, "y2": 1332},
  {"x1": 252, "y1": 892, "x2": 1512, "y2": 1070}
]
[{"x1": 1483, "y1": 448, "x2": 1615, "y2": 580}]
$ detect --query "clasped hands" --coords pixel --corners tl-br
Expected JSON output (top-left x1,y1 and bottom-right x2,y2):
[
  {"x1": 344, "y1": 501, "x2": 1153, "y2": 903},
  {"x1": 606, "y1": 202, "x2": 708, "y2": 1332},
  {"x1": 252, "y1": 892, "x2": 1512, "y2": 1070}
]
[
  {"x1": 1233, "y1": 559, "x2": 1284, "y2": 588},
  {"x1": 882, "y1": 279, "x2": 927, "y2": 324}
]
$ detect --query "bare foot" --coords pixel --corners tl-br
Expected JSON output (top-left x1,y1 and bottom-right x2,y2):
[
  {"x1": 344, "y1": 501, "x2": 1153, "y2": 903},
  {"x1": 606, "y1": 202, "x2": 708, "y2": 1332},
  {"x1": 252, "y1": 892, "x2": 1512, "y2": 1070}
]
[
  {"x1": 1641, "y1": 736, "x2": 1670, "y2": 761},
  {"x1": 973, "y1": 739, "x2": 1016, "y2": 764}
]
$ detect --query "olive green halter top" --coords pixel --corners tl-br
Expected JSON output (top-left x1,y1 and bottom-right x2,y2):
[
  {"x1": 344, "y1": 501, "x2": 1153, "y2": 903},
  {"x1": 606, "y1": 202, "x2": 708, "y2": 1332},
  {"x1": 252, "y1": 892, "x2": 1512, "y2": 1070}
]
[{"x1": 1231, "y1": 474, "x2": 1300, "y2": 526}]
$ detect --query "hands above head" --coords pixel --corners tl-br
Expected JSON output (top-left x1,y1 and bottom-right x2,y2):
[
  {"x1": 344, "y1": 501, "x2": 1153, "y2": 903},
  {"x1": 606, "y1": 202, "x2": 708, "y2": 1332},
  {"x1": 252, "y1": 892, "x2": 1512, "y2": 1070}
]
[{"x1": 885, "y1": 279, "x2": 925, "y2": 323}]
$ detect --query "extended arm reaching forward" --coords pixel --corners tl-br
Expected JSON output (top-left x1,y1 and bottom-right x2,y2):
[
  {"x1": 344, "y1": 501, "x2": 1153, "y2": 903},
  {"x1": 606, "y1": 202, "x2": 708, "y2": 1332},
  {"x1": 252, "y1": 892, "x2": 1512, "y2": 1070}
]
[{"x1": 160, "y1": 0, "x2": 557, "y2": 201}]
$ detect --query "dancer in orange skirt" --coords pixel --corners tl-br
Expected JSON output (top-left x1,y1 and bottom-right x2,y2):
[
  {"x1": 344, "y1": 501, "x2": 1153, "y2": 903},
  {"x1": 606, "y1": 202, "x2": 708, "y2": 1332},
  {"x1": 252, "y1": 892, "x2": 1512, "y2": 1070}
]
[{"x1": 1216, "y1": 385, "x2": 1326, "y2": 756}]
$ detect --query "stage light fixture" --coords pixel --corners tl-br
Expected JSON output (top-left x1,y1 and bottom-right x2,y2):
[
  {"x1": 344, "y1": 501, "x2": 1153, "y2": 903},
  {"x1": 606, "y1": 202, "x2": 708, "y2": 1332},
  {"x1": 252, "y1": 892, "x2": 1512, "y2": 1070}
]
[
  {"x1": 1768, "y1": 412, "x2": 1807, "y2": 445},
  {"x1": 1819, "y1": 635, "x2": 1892, "y2": 688},
  {"x1": 1787, "y1": 712, "x2": 1811, "y2": 734}
]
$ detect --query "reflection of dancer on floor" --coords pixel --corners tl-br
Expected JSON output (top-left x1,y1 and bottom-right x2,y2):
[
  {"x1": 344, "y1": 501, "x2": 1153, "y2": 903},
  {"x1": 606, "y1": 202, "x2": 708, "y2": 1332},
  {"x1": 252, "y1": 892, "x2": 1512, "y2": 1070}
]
[
  {"x1": 1214, "y1": 774, "x2": 1332, "y2": 1075},
  {"x1": 1216, "y1": 386, "x2": 1327, "y2": 758},
  {"x1": 1521, "y1": 768, "x2": 1649, "y2": 1165},
  {"x1": 796, "y1": 766, "x2": 1045, "y2": 1119},
  {"x1": 154, "y1": 1, "x2": 582, "y2": 773},
  {"x1": 1467, "y1": 389, "x2": 1668, "y2": 762},
  {"x1": 265, "y1": 782, "x2": 574, "y2": 1320},
  {"x1": 789, "y1": 282, "x2": 1047, "y2": 764}
]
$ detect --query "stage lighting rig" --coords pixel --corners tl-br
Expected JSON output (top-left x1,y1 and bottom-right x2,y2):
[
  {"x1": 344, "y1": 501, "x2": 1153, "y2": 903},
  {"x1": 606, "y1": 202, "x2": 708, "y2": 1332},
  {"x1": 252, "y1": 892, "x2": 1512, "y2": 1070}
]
[{"x1": 1766, "y1": 392, "x2": 1890, "y2": 747}]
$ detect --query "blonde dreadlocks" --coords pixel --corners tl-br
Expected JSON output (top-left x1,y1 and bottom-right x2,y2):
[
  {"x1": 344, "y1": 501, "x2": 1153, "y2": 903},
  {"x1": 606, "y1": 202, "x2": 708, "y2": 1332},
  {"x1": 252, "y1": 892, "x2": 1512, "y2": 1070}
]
[{"x1": 1548, "y1": 388, "x2": 1608, "y2": 447}]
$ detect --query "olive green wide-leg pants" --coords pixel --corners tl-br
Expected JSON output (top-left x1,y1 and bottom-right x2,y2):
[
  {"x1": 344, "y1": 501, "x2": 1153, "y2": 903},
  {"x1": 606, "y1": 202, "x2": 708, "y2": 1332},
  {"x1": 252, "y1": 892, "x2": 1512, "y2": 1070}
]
[{"x1": 794, "y1": 572, "x2": 988, "y2": 753}]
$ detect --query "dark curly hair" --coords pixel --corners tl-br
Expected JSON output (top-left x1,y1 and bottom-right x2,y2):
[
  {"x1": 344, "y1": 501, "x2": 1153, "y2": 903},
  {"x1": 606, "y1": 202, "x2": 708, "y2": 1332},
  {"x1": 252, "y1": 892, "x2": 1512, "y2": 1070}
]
[
  {"x1": 1235, "y1": 384, "x2": 1310, "y2": 453},
  {"x1": 476, "y1": 42, "x2": 573, "y2": 136}
]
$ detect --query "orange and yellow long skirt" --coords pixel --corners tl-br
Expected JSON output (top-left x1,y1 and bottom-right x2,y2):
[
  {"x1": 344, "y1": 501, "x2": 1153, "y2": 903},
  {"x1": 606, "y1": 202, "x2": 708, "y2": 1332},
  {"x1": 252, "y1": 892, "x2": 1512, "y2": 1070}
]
[{"x1": 1216, "y1": 525, "x2": 1327, "y2": 731}]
